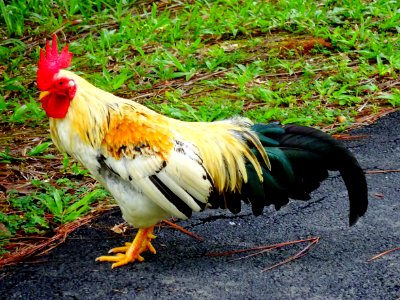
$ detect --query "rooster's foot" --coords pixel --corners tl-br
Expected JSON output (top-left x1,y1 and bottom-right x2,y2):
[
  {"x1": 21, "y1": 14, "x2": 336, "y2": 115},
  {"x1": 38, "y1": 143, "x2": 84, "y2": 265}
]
[{"x1": 96, "y1": 227, "x2": 156, "y2": 268}]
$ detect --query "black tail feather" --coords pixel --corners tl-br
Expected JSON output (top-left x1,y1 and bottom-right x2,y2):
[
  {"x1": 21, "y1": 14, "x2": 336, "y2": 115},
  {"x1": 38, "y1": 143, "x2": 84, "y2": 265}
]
[
  {"x1": 281, "y1": 125, "x2": 368, "y2": 225},
  {"x1": 236, "y1": 123, "x2": 368, "y2": 225}
]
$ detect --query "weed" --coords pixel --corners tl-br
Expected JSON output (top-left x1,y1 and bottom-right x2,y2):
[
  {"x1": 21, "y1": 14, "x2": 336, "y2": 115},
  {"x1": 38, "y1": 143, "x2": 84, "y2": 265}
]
[
  {"x1": 62, "y1": 154, "x2": 90, "y2": 177},
  {"x1": 27, "y1": 142, "x2": 52, "y2": 157},
  {"x1": 378, "y1": 89, "x2": 400, "y2": 107},
  {"x1": 0, "y1": 179, "x2": 109, "y2": 255},
  {"x1": 34, "y1": 180, "x2": 107, "y2": 224},
  {"x1": 0, "y1": 147, "x2": 23, "y2": 163}
]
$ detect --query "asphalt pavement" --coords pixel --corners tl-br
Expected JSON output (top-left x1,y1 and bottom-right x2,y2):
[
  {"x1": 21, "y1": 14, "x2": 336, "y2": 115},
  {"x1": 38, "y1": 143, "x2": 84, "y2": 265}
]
[{"x1": 1, "y1": 110, "x2": 399, "y2": 300}]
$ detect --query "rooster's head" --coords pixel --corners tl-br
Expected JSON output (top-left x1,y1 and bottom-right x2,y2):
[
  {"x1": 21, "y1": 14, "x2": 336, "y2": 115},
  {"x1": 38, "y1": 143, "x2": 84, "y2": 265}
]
[{"x1": 37, "y1": 35, "x2": 75, "y2": 118}]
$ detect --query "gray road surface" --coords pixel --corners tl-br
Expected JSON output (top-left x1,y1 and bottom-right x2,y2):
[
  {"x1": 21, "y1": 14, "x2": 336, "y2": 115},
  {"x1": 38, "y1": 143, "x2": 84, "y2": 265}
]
[{"x1": 1, "y1": 111, "x2": 399, "y2": 299}]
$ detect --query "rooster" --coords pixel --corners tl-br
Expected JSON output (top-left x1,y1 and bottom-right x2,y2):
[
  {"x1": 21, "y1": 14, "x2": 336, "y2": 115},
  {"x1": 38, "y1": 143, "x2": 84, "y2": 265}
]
[{"x1": 37, "y1": 35, "x2": 368, "y2": 268}]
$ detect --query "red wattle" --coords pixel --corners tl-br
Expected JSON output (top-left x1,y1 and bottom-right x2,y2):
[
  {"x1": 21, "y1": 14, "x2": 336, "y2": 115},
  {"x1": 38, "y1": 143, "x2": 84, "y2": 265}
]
[{"x1": 40, "y1": 93, "x2": 71, "y2": 118}]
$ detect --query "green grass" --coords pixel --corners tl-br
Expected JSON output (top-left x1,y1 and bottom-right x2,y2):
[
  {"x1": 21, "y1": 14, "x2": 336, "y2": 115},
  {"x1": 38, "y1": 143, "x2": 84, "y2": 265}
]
[
  {"x1": 0, "y1": 178, "x2": 109, "y2": 256},
  {"x1": 1, "y1": 0, "x2": 399, "y2": 126},
  {"x1": 0, "y1": 0, "x2": 399, "y2": 259}
]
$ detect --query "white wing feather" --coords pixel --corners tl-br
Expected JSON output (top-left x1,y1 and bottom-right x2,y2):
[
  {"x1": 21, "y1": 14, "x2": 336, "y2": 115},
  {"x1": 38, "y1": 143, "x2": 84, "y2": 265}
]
[{"x1": 100, "y1": 140, "x2": 212, "y2": 220}]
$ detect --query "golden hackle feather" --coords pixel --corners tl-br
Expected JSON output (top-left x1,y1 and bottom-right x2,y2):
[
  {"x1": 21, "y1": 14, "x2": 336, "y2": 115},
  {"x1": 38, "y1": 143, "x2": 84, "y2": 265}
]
[
  {"x1": 50, "y1": 70, "x2": 175, "y2": 158},
  {"x1": 170, "y1": 119, "x2": 271, "y2": 193}
]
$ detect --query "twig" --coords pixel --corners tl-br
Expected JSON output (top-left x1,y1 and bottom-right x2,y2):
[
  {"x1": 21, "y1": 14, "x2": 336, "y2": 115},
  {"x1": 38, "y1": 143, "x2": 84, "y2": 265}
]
[
  {"x1": 207, "y1": 237, "x2": 320, "y2": 271},
  {"x1": 333, "y1": 134, "x2": 369, "y2": 140},
  {"x1": 365, "y1": 169, "x2": 400, "y2": 175},
  {"x1": 0, "y1": 218, "x2": 90, "y2": 267},
  {"x1": 0, "y1": 206, "x2": 112, "y2": 268},
  {"x1": 180, "y1": 70, "x2": 226, "y2": 86},
  {"x1": 162, "y1": 219, "x2": 204, "y2": 241},
  {"x1": 357, "y1": 100, "x2": 369, "y2": 112},
  {"x1": 262, "y1": 237, "x2": 320, "y2": 271},
  {"x1": 368, "y1": 246, "x2": 400, "y2": 262}
]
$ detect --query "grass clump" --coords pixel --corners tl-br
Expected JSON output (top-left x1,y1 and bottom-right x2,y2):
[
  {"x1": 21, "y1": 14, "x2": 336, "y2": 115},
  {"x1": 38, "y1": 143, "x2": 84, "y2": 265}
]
[{"x1": 0, "y1": 179, "x2": 108, "y2": 256}]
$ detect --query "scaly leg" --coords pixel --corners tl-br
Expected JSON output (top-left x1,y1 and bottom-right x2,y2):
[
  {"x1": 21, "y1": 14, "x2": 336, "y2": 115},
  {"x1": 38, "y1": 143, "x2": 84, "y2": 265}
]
[{"x1": 96, "y1": 227, "x2": 156, "y2": 268}]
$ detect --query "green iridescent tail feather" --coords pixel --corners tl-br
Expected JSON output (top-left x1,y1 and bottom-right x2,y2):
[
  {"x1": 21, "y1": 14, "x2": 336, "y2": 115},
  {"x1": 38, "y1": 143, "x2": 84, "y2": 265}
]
[{"x1": 242, "y1": 123, "x2": 368, "y2": 226}]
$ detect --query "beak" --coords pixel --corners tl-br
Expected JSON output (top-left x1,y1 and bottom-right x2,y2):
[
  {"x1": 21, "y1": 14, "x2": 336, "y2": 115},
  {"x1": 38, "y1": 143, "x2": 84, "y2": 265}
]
[{"x1": 39, "y1": 91, "x2": 50, "y2": 100}]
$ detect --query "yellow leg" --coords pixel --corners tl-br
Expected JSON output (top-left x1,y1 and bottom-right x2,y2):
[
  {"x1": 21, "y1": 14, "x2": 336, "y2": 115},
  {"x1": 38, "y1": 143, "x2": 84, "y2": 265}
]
[{"x1": 96, "y1": 227, "x2": 156, "y2": 268}]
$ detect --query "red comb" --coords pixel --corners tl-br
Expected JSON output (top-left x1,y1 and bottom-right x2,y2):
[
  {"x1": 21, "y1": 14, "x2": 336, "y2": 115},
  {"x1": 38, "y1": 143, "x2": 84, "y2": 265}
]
[{"x1": 37, "y1": 34, "x2": 72, "y2": 90}]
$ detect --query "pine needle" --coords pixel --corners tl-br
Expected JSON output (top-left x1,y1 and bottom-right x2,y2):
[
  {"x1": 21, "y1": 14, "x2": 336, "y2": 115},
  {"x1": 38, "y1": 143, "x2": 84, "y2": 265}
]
[
  {"x1": 162, "y1": 219, "x2": 204, "y2": 241},
  {"x1": 368, "y1": 246, "x2": 400, "y2": 262},
  {"x1": 365, "y1": 169, "x2": 400, "y2": 174},
  {"x1": 207, "y1": 237, "x2": 320, "y2": 271}
]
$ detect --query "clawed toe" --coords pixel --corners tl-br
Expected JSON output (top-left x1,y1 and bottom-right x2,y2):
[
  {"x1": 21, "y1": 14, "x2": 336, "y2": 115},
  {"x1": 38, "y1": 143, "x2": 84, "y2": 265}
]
[{"x1": 96, "y1": 227, "x2": 156, "y2": 268}]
